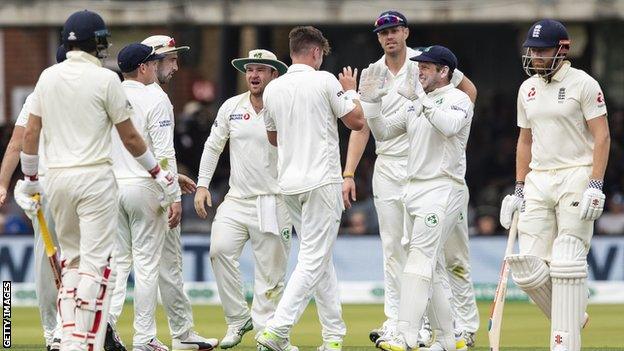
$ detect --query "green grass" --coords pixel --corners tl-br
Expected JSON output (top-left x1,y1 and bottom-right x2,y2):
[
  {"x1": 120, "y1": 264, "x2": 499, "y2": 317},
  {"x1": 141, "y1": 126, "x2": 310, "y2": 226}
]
[{"x1": 9, "y1": 302, "x2": 624, "y2": 350}]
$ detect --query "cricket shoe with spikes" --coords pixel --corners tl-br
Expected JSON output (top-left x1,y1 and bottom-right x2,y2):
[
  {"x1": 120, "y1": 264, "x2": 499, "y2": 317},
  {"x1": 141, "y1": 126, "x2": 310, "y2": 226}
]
[
  {"x1": 369, "y1": 325, "x2": 387, "y2": 344},
  {"x1": 255, "y1": 329, "x2": 299, "y2": 351},
  {"x1": 417, "y1": 320, "x2": 435, "y2": 347},
  {"x1": 375, "y1": 330, "x2": 408, "y2": 351},
  {"x1": 173, "y1": 330, "x2": 219, "y2": 351},
  {"x1": 46, "y1": 337, "x2": 61, "y2": 351},
  {"x1": 105, "y1": 323, "x2": 127, "y2": 351},
  {"x1": 457, "y1": 331, "x2": 475, "y2": 348},
  {"x1": 220, "y1": 318, "x2": 253, "y2": 349},
  {"x1": 317, "y1": 341, "x2": 342, "y2": 351},
  {"x1": 133, "y1": 338, "x2": 169, "y2": 351}
]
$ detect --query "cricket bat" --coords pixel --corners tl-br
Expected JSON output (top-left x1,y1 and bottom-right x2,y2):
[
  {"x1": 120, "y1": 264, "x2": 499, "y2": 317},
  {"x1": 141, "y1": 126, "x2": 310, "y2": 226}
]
[
  {"x1": 32, "y1": 194, "x2": 62, "y2": 289},
  {"x1": 488, "y1": 211, "x2": 519, "y2": 351}
]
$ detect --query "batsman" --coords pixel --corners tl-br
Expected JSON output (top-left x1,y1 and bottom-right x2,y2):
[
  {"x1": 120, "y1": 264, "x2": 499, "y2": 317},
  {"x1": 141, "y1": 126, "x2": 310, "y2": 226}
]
[{"x1": 499, "y1": 19, "x2": 610, "y2": 351}]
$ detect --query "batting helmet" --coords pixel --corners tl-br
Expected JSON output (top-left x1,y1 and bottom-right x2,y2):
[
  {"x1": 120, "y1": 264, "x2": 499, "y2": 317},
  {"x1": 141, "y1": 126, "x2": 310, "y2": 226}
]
[
  {"x1": 61, "y1": 10, "x2": 111, "y2": 58},
  {"x1": 521, "y1": 19, "x2": 570, "y2": 78}
]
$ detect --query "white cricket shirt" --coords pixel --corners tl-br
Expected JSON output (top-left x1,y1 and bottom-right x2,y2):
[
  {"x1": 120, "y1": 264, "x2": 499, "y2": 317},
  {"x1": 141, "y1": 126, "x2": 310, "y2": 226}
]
[
  {"x1": 15, "y1": 93, "x2": 47, "y2": 175},
  {"x1": 374, "y1": 47, "x2": 465, "y2": 157},
  {"x1": 111, "y1": 80, "x2": 181, "y2": 199},
  {"x1": 367, "y1": 84, "x2": 473, "y2": 183},
  {"x1": 263, "y1": 63, "x2": 356, "y2": 195},
  {"x1": 517, "y1": 61, "x2": 607, "y2": 171},
  {"x1": 29, "y1": 51, "x2": 132, "y2": 169},
  {"x1": 198, "y1": 91, "x2": 279, "y2": 198}
]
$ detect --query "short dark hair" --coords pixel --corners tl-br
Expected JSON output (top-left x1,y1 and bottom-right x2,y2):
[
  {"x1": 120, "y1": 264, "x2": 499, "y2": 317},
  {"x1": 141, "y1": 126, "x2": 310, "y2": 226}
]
[{"x1": 289, "y1": 26, "x2": 331, "y2": 56}]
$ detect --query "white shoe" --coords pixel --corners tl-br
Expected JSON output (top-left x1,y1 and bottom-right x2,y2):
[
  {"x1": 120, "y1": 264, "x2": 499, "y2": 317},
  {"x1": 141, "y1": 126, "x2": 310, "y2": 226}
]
[
  {"x1": 317, "y1": 341, "x2": 342, "y2": 351},
  {"x1": 375, "y1": 330, "x2": 407, "y2": 351},
  {"x1": 417, "y1": 320, "x2": 435, "y2": 347},
  {"x1": 255, "y1": 329, "x2": 299, "y2": 351},
  {"x1": 220, "y1": 318, "x2": 253, "y2": 349},
  {"x1": 173, "y1": 330, "x2": 219, "y2": 351},
  {"x1": 133, "y1": 338, "x2": 169, "y2": 351}
]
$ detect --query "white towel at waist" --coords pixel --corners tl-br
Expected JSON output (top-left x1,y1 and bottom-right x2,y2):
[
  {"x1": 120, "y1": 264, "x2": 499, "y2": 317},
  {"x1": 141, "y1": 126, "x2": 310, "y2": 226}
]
[{"x1": 257, "y1": 194, "x2": 279, "y2": 235}]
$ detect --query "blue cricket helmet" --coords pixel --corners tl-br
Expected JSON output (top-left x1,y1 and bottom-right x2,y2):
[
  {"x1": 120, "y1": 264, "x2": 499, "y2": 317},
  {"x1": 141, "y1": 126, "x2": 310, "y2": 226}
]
[
  {"x1": 521, "y1": 19, "x2": 570, "y2": 79},
  {"x1": 61, "y1": 10, "x2": 111, "y2": 58}
]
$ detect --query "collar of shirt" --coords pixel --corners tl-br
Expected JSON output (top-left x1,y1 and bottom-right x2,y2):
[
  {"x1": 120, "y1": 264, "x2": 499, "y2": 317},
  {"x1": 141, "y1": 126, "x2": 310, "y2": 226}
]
[
  {"x1": 66, "y1": 50, "x2": 102, "y2": 67},
  {"x1": 551, "y1": 60, "x2": 571, "y2": 82},
  {"x1": 427, "y1": 83, "x2": 454, "y2": 97},
  {"x1": 377, "y1": 47, "x2": 419, "y2": 78},
  {"x1": 121, "y1": 79, "x2": 147, "y2": 89},
  {"x1": 287, "y1": 63, "x2": 315, "y2": 73}
]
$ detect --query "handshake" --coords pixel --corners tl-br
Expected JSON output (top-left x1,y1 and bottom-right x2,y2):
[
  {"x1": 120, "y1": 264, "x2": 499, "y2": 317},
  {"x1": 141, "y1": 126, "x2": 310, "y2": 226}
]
[{"x1": 358, "y1": 62, "x2": 425, "y2": 103}]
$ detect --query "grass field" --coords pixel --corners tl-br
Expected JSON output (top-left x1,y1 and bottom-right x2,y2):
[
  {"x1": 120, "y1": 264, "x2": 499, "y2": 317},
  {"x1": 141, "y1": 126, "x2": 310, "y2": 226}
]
[{"x1": 9, "y1": 302, "x2": 624, "y2": 350}]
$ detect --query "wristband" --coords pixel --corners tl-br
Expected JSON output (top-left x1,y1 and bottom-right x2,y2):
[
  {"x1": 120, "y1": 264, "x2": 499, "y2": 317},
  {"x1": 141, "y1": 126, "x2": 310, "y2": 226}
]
[
  {"x1": 20, "y1": 152, "x2": 39, "y2": 177},
  {"x1": 343, "y1": 172, "x2": 354, "y2": 178},
  {"x1": 514, "y1": 181, "x2": 525, "y2": 198},
  {"x1": 134, "y1": 150, "x2": 158, "y2": 173},
  {"x1": 344, "y1": 90, "x2": 359, "y2": 101},
  {"x1": 588, "y1": 179, "x2": 603, "y2": 190}
]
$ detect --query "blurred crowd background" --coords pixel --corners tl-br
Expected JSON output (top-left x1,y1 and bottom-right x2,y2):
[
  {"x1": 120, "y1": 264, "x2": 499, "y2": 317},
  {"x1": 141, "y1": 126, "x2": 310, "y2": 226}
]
[{"x1": 1, "y1": 0, "x2": 624, "y2": 236}]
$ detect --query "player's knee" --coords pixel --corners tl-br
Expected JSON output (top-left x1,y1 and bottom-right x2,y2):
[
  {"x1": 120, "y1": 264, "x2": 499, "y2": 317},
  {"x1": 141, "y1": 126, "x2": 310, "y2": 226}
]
[
  {"x1": 550, "y1": 235, "x2": 588, "y2": 280},
  {"x1": 404, "y1": 250, "x2": 434, "y2": 280},
  {"x1": 508, "y1": 254, "x2": 550, "y2": 290}
]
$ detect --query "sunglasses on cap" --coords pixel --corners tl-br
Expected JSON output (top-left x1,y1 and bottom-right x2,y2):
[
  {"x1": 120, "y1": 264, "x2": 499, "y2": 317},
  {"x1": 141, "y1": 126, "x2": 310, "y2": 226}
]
[{"x1": 374, "y1": 14, "x2": 405, "y2": 28}]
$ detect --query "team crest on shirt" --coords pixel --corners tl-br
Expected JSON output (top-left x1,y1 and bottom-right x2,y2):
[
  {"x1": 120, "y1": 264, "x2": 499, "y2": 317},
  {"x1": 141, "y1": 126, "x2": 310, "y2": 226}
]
[
  {"x1": 597, "y1": 92, "x2": 605, "y2": 107},
  {"x1": 424, "y1": 213, "x2": 439, "y2": 227},
  {"x1": 435, "y1": 97, "x2": 444, "y2": 106},
  {"x1": 281, "y1": 228, "x2": 291, "y2": 242}
]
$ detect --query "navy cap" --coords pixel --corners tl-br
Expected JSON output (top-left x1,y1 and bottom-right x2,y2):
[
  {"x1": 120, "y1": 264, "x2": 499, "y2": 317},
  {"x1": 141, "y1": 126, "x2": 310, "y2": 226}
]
[
  {"x1": 523, "y1": 19, "x2": 569, "y2": 48},
  {"x1": 373, "y1": 10, "x2": 408, "y2": 33},
  {"x1": 61, "y1": 10, "x2": 108, "y2": 43},
  {"x1": 56, "y1": 45, "x2": 67, "y2": 63},
  {"x1": 410, "y1": 45, "x2": 458, "y2": 72},
  {"x1": 117, "y1": 43, "x2": 165, "y2": 73}
]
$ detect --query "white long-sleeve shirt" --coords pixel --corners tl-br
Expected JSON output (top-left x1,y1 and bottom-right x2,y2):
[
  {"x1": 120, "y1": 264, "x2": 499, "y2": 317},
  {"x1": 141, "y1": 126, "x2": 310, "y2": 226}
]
[
  {"x1": 111, "y1": 80, "x2": 181, "y2": 200},
  {"x1": 366, "y1": 84, "x2": 473, "y2": 183},
  {"x1": 373, "y1": 47, "x2": 465, "y2": 157},
  {"x1": 198, "y1": 91, "x2": 280, "y2": 198}
]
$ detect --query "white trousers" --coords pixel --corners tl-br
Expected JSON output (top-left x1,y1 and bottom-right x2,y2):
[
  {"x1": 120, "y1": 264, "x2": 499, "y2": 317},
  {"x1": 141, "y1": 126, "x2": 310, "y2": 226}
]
[
  {"x1": 401, "y1": 179, "x2": 466, "y2": 346},
  {"x1": 267, "y1": 183, "x2": 346, "y2": 342},
  {"x1": 443, "y1": 185, "x2": 479, "y2": 333},
  {"x1": 372, "y1": 155, "x2": 408, "y2": 328},
  {"x1": 31, "y1": 187, "x2": 62, "y2": 345},
  {"x1": 108, "y1": 179, "x2": 168, "y2": 346},
  {"x1": 210, "y1": 196, "x2": 290, "y2": 330},
  {"x1": 45, "y1": 165, "x2": 118, "y2": 275},
  {"x1": 518, "y1": 167, "x2": 594, "y2": 258}
]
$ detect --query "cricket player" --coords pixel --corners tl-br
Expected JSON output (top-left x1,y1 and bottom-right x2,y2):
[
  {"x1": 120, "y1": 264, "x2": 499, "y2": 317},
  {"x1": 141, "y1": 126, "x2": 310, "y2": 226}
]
[
  {"x1": 0, "y1": 45, "x2": 68, "y2": 351},
  {"x1": 142, "y1": 34, "x2": 218, "y2": 350},
  {"x1": 341, "y1": 10, "x2": 478, "y2": 347},
  {"x1": 256, "y1": 26, "x2": 364, "y2": 351},
  {"x1": 499, "y1": 19, "x2": 609, "y2": 351},
  {"x1": 106, "y1": 42, "x2": 182, "y2": 351},
  {"x1": 359, "y1": 45, "x2": 474, "y2": 351},
  {"x1": 194, "y1": 49, "x2": 291, "y2": 349},
  {"x1": 15, "y1": 10, "x2": 177, "y2": 351}
]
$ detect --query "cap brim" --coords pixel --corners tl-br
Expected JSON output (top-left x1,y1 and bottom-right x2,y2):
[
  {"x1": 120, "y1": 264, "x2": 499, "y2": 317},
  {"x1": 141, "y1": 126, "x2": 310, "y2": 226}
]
[
  {"x1": 231, "y1": 58, "x2": 288, "y2": 76},
  {"x1": 409, "y1": 54, "x2": 437, "y2": 63},
  {"x1": 155, "y1": 45, "x2": 191, "y2": 55},
  {"x1": 373, "y1": 23, "x2": 405, "y2": 33}
]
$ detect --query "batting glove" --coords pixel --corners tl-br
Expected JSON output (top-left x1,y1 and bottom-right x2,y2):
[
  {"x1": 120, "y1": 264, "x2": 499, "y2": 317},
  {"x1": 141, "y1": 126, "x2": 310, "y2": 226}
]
[
  {"x1": 499, "y1": 182, "x2": 524, "y2": 229},
  {"x1": 579, "y1": 179, "x2": 605, "y2": 221},
  {"x1": 14, "y1": 180, "x2": 39, "y2": 219},
  {"x1": 150, "y1": 165, "x2": 177, "y2": 209},
  {"x1": 359, "y1": 63, "x2": 389, "y2": 103},
  {"x1": 397, "y1": 62, "x2": 426, "y2": 101}
]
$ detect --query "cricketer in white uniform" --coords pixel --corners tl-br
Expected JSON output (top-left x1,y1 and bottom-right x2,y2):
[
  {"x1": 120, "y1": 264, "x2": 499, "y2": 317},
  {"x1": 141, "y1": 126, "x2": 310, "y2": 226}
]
[
  {"x1": 141, "y1": 35, "x2": 219, "y2": 351},
  {"x1": 256, "y1": 26, "x2": 364, "y2": 351},
  {"x1": 342, "y1": 11, "x2": 479, "y2": 347},
  {"x1": 500, "y1": 19, "x2": 610, "y2": 351},
  {"x1": 106, "y1": 43, "x2": 182, "y2": 350},
  {"x1": 360, "y1": 45, "x2": 474, "y2": 351},
  {"x1": 16, "y1": 10, "x2": 176, "y2": 351},
  {"x1": 194, "y1": 49, "x2": 291, "y2": 349},
  {"x1": 0, "y1": 46, "x2": 68, "y2": 351}
]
